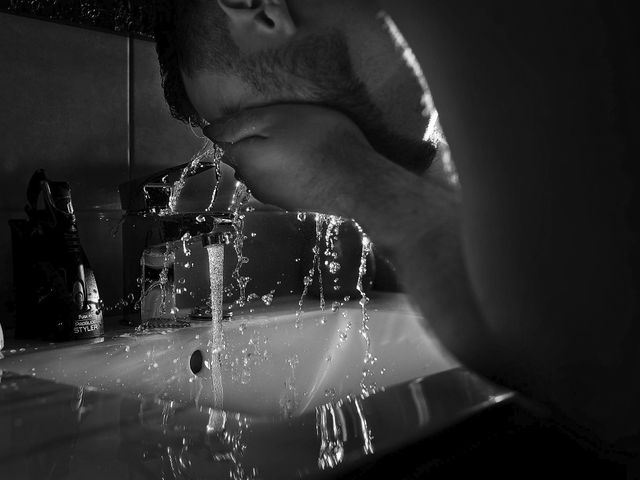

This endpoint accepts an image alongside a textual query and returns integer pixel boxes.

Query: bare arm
[204,0,636,441]
[378,0,637,444]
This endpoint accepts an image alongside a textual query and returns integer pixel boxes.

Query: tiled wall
[0,13,202,328]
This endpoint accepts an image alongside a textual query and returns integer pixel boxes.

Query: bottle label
[72,304,104,339]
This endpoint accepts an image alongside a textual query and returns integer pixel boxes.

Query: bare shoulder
[381,0,640,446]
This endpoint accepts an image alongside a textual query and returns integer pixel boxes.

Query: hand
[203,104,396,217]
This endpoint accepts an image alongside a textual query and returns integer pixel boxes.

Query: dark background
[0,2,226,328]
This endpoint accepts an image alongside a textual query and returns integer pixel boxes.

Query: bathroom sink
[0,292,457,418]
[0,292,512,479]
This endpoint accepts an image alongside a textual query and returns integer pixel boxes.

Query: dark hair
[154,0,237,127]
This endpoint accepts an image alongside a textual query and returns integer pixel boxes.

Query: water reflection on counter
[0,369,511,479]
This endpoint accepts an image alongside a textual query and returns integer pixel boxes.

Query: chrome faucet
[119,161,215,215]
[118,162,233,245]
[119,164,235,322]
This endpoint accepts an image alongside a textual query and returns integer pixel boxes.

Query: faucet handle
[119,162,216,214]
[142,183,172,214]
[202,223,234,247]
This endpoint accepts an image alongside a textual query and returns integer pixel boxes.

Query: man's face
[181,30,435,174]
[182,31,357,123]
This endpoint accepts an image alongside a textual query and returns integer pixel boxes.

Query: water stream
[129,135,380,466]
[296,214,327,328]
[206,243,225,412]
[166,139,224,215]
[316,400,346,470]
[229,182,253,310]
[356,232,377,397]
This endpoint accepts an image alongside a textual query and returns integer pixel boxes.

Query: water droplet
[328,261,341,274]
[261,293,274,306]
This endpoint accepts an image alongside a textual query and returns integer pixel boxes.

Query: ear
[217,0,297,52]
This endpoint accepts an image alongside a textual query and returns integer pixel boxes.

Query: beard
[229,30,437,175]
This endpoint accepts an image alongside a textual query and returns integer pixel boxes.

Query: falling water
[324,216,344,285]
[356,233,377,397]
[353,396,375,455]
[223,414,258,480]
[280,354,300,419]
[206,159,223,212]
[165,139,225,215]
[296,214,332,328]
[315,216,326,313]
[316,400,346,470]
[230,182,253,309]
[206,243,225,411]
[207,409,226,435]
[158,243,175,317]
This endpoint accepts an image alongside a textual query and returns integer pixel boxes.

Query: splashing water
[296,216,378,393]
[164,139,225,215]
[206,409,227,435]
[280,354,300,419]
[230,181,253,309]
[261,291,275,307]
[316,401,346,470]
[206,156,223,212]
[206,243,225,410]
[181,232,192,257]
[324,216,343,272]
[356,232,377,396]
[354,396,375,455]
[315,217,326,313]
[222,414,258,480]
[297,214,342,327]
[139,243,175,316]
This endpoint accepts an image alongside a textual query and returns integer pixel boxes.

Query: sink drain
[190,350,204,374]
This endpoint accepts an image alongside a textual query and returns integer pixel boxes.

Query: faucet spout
[119,162,216,215]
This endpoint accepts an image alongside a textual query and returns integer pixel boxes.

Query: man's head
[155,0,437,173]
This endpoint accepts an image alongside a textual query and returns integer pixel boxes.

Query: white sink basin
[0,292,513,480]
[0,293,456,418]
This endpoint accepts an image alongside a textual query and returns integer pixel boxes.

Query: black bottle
[11,170,103,341]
